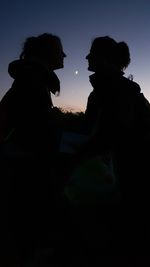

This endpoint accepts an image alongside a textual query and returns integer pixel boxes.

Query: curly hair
[20,33,61,60]
[91,36,130,70]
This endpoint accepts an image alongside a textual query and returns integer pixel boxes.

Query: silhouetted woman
[84,36,150,265]
[0,33,66,154]
[0,33,67,264]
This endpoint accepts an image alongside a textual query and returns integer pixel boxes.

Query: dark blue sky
[0,0,150,111]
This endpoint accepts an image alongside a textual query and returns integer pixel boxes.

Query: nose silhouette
[86,54,89,59]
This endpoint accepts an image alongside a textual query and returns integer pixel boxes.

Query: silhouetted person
[0,33,66,153]
[83,36,150,265]
[0,33,68,264]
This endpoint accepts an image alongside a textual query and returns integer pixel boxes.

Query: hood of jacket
[8,59,60,95]
[89,70,141,100]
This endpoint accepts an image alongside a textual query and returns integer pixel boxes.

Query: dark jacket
[0,59,60,153]
[86,70,140,134]
[85,70,150,198]
[85,70,150,147]
[84,70,150,259]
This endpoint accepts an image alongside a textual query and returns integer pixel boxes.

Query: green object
[64,156,118,205]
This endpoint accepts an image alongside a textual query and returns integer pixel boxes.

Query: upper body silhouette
[85,36,150,182]
[0,33,66,154]
[83,36,150,264]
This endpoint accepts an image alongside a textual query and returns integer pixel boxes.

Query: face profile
[86,36,130,73]
[20,33,66,71]
[86,45,107,72]
[49,40,66,70]
[86,50,99,72]
[86,52,94,71]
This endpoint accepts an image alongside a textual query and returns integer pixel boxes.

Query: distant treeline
[52,107,85,133]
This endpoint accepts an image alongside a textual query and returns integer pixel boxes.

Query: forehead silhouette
[91,36,117,54]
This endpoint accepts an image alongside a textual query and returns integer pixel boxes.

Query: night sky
[0,0,150,111]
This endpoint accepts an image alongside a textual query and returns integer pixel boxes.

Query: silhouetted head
[86,36,130,72]
[20,33,66,70]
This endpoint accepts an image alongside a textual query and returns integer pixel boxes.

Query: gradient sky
[0,0,150,111]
